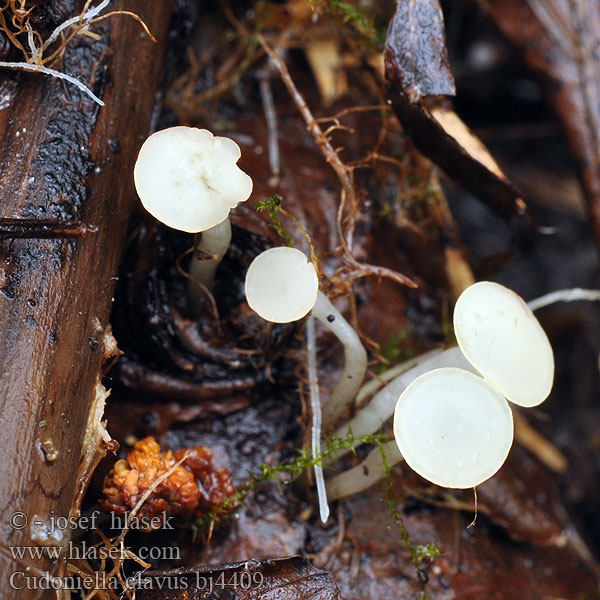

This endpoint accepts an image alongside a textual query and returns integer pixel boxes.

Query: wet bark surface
[0,1,174,596]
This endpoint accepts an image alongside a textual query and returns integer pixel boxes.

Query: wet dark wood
[0,1,173,596]
[385,0,527,222]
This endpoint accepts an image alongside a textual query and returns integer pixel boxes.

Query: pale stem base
[311,291,368,428]
[187,219,232,315]
[326,440,402,500]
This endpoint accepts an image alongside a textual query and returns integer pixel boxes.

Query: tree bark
[0,2,174,596]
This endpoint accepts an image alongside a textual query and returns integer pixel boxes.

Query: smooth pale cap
[454,281,554,408]
[134,126,253,233]
[245,247,319,323]
[394,368,514,489]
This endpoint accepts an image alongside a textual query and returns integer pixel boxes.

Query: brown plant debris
[100,436,236,528]
[385,0,527,220]
[488,0,600,246]
[135,556,342,600]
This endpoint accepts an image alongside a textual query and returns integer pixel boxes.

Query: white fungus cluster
[393,281,554,489]
[328,281,557,499]
[133,127,575,512]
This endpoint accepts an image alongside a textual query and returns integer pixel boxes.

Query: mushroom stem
[187,218,232,314]
[326,440,402,500]
[330,346,474,463]
[311,291,368,429]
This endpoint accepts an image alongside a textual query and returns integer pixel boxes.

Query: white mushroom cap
[245,247,319,323]
[133,126,253,233]
[393,368,514,488]
[454,281,554,408]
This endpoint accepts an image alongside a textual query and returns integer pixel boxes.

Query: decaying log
[0,1,174,596]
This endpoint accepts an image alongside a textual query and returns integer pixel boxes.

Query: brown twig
[0,218,97,239]
[254,33,417,289]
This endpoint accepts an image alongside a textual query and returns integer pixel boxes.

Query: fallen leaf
[134,556,342,599]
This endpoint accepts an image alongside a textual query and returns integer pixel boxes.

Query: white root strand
[527,288,600,311]
[0,61,104,105]
[43,0,111,51]
[311,291,367,428]
[307,316,329,523]
[258,72,280,179]
[326,440,402,501]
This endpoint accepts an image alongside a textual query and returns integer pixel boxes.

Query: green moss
[255,194,294,247]
[309,0,387,47]
[379,442,441,595]
[194,430,440,594]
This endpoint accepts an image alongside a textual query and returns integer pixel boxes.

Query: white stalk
[324,285,600,499]
[331,346,475,463]
[354,348,444,407]
[306,316,329,523]
[187,219,232,313]
[311,291,367,428]
[326,440,402,500]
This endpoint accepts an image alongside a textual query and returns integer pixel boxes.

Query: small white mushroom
[454,281,554,408]
[245,247,319,323]
[246,246,369,522]
[134,126,252,233]
[133,126,253,310]
[393,367,514,488]
[245,247,367,426]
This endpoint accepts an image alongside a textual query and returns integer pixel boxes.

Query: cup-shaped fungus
[134,126,253,310]
[393,368,514,488]
[333,280,556,457]
[454,281,554,408]
[245,246,367,426]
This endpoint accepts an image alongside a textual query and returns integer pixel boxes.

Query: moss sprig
[194,430,440,596]
[194,432,388,528]
[378,441,440,597]
[255,194,319,272]
[256,194,293,247]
